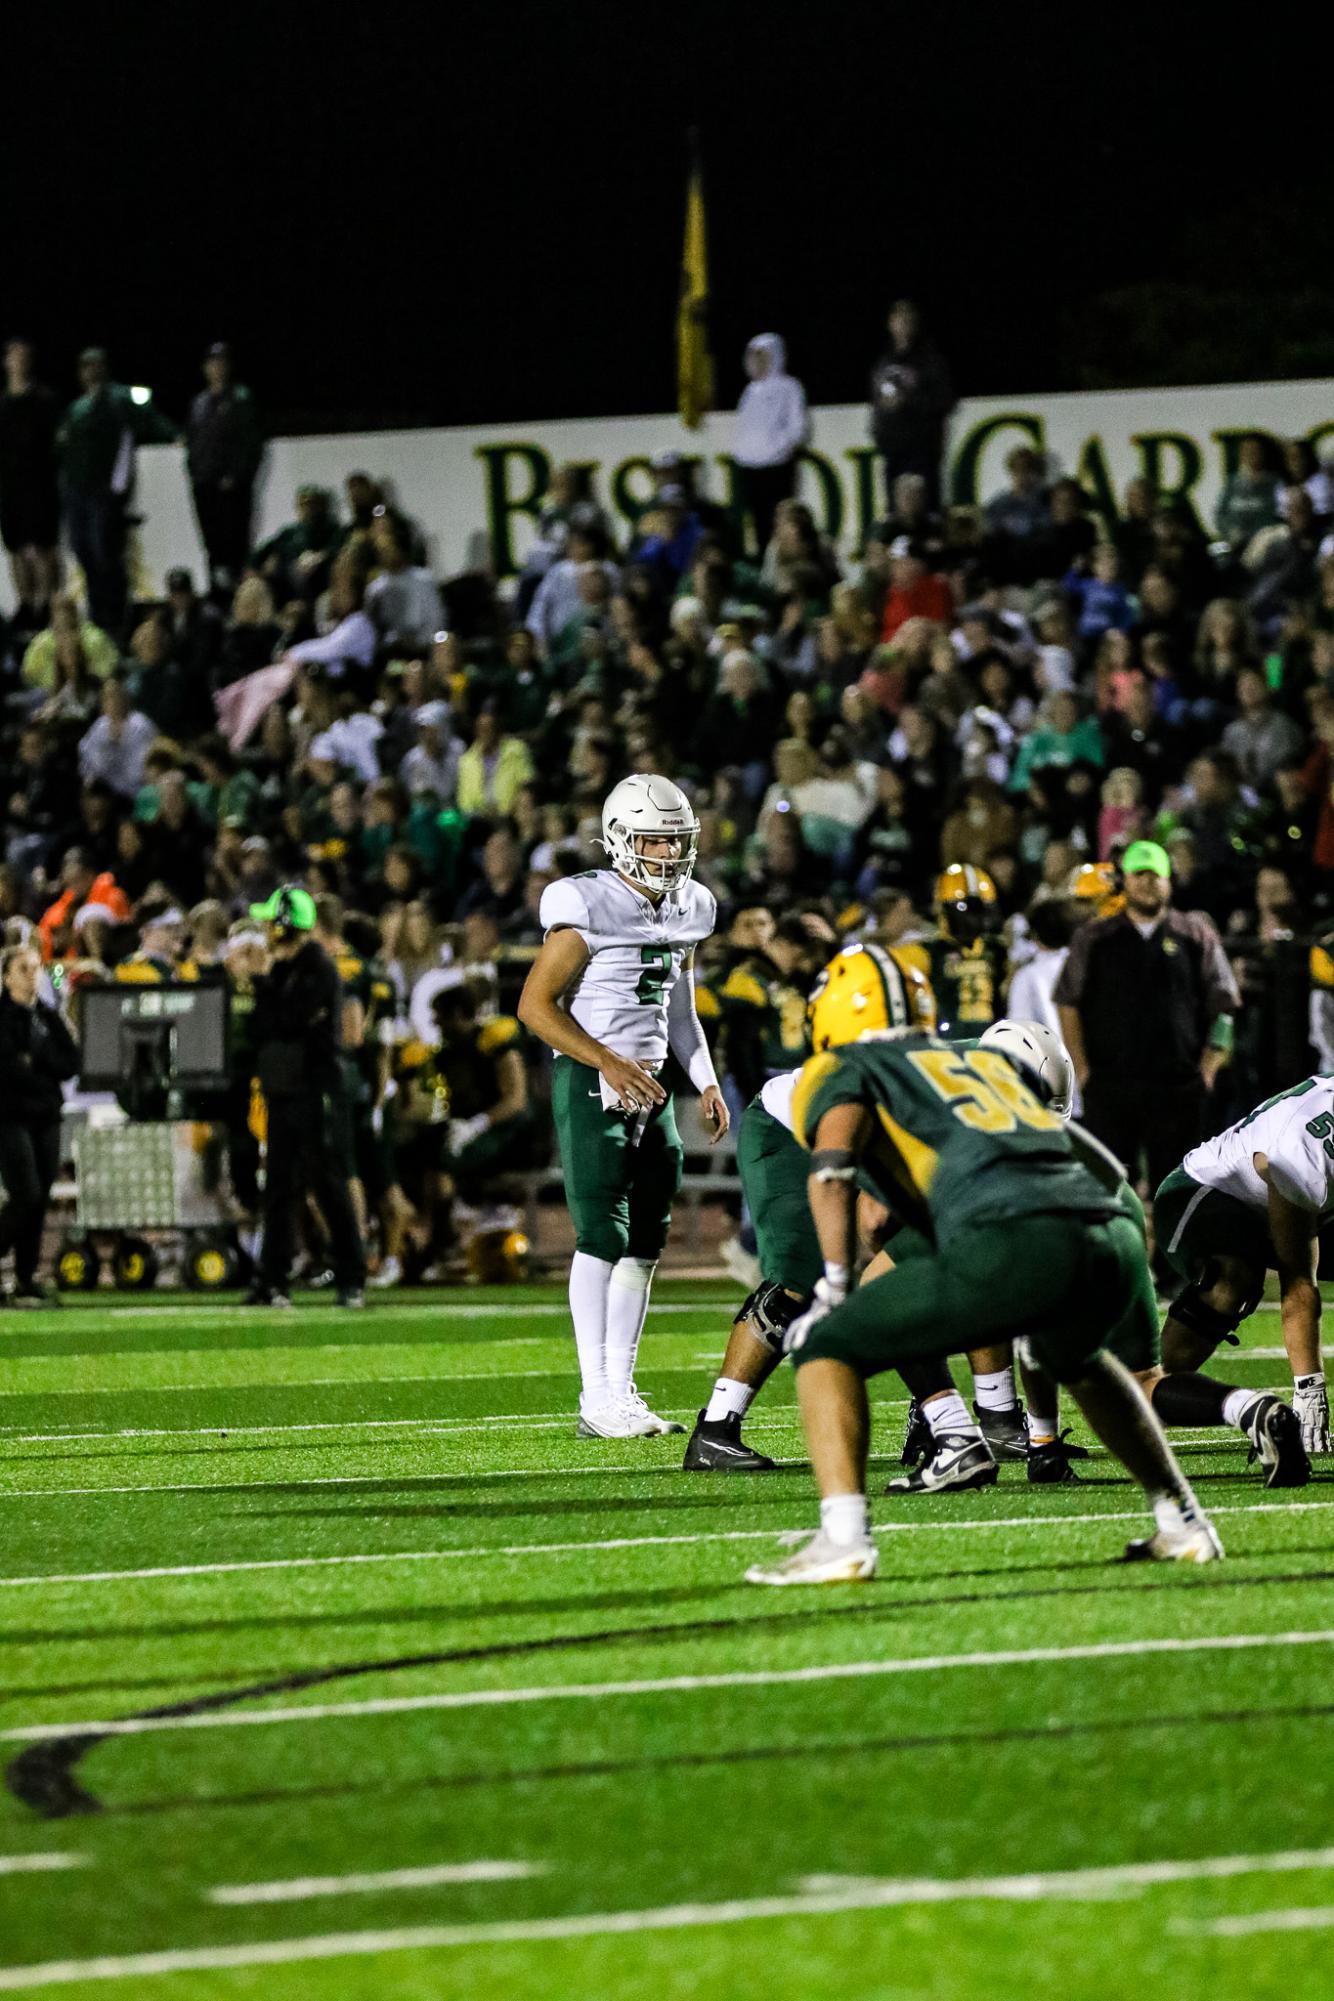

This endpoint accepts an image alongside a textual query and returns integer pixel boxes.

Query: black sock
[898,1356,954,1400]
[1151,1372,1232,1427]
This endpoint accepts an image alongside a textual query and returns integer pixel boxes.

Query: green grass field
[1,1279,1332,1999]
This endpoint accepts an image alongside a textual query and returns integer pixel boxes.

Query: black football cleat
[899,1396,933,1467]
[1242,1395,1310,1489]
[1027,1430,1084,1484]
[886,1431,997,1494]
[975,1401,1030,1461]
[682,1412,777,1472]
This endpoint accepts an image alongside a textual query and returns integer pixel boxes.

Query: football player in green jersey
[746,951,1222,1585]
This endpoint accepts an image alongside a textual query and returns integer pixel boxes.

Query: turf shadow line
[7,1557,1332,1651]
[112,1698,1334,1818]
[11,1567,1334,1819]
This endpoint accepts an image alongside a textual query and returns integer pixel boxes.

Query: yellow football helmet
[1067,860,1123,919]
[934,863,998,945]
[809,942,917,1052]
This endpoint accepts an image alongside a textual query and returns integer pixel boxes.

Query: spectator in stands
[1066,541,1135,644]
[0,337,61,628]
[879,538,952,640]
[400,700,463,801]
[1222,667,1306,788]
[1038,478,1097,578]
[37,846,129,960]
[984,445,1049,576]
[1216,434,1281,552]
[868,300,955,510]
[58,347,176,631]
[78,676,158,800]
[4,724,66,870]
[33,623,102,727]
[732,333,810,553]
[1114,476,1159,584]
[1097,766,1146,858]
[21,591,118,692]
[186,342,263,593]
[162,568,223,682]
[255,484,345,602]
[456,703,535,818]
[365,513,444,653]
[284,568,376,681]
[1007,691,1104,795]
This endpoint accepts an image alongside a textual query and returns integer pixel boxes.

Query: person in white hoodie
[733,333,810,553]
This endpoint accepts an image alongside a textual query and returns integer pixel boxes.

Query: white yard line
[1181,1905,1334,1937]
[0,1858,84,1877]
[208,1860,545,1905]
[0,1302,734,1333]
[1,1849,1333,1988]
[3,1496,1330,1592]
[0,1407,868,1447]
[5,1630,1332,1746]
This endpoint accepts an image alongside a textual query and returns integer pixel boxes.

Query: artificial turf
[0,1279,1332,1999]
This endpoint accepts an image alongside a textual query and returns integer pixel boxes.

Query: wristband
[822,1261,850,1298]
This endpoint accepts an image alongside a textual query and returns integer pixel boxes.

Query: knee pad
[739,1279,809,1354]
[611,1256,656,1294]
[1169,1261,1259,1350]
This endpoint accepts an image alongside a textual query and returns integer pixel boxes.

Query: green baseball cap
[1121,839,1172,879]
[249,885,317,931]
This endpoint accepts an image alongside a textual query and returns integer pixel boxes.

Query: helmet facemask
[603,821,699,896]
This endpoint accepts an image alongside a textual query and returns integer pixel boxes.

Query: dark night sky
[5,5,1332,433]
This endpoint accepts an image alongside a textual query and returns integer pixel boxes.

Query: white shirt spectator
[78,706,158,798]
[733,334,810,468]
[526,557,618,653]
[287,609,377,677]
[365,567,445,652]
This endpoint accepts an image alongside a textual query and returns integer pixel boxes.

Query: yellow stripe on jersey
[721,968,768,1008]
[875,1106,939,1199]
[790,1052,841,1151]
[1311,945,1334,990]
[478,1015,521,1055]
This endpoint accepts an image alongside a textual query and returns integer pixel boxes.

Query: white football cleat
[575,1396,648,1439]
[618,1386,686,1436]
[746,1529,879,1586]
[367,1256,403,1290]
[1122,1519,1224,1564]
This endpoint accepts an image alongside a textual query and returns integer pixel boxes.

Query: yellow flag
[677,153,713,430]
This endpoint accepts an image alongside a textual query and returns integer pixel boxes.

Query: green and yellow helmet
[933,862,998,944]
[808,942,915,1053]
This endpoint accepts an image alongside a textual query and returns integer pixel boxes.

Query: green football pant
[550,1056,683,1263]
[791,1210,1157,1385]
[737,1099,823,1297]
[1152,1165,1270,1284]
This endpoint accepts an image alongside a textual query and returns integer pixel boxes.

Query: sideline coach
[246,885,365,1308]
[1055,839,1240,1195]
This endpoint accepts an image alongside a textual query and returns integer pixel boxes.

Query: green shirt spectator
[1007,692,1105,794]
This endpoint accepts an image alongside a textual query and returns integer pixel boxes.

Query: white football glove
[1294,1374,1331,1455]
[448,1113,490,1153]
[783,1275,847,1355]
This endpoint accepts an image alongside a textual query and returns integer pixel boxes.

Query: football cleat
[899,1396,933,1467]
[336,1288,366,1310]
[975,1401,1030,1461]
[1122,1518,1224,1564]
[885,1431,997,1495]
[242,1286,293,1309]
[1242,1395,1310,1488]
[367,1256,403,1290]
[575,1396,653,1440]
[619,1387,686,1435]
[682,1412,777,1472]
[745,1529,879,1586]
[1027,1429,1085,1485]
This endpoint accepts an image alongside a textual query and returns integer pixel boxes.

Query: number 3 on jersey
[908,1047,1060,1133]
[636,946,674,1006]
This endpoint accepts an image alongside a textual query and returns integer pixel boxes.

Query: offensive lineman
[519,775,728,1438]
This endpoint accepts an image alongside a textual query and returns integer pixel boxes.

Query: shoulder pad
[478,1015,522,1055]
[1311,945,1334,989]
[722,968,768,1008]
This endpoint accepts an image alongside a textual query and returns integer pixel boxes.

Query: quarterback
[519,775,728,1438]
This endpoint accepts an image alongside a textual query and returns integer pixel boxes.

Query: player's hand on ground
[1294,1375,1331,1454]
[700,1085,730,1145]
[599,1051,666,1113]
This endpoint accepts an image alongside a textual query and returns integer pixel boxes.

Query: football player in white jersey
[518,775,728,1438]
[1149,1077,1333,1460]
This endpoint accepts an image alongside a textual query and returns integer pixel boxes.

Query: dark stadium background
[5,4,1332,432]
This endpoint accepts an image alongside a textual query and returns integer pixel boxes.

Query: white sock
[705,1377,755,1424]
[973,1366,1017,1411]
[1221,1387,1263,1431]
[820,1492,871,1547]
[605,1257,657,1398]
[923,1391,973,1437]
[570,1251,613,1403]
[1151,1486,1202,1536]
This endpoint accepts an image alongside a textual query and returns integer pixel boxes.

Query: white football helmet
[601,774,699,895]
[979,1018,1074,1119]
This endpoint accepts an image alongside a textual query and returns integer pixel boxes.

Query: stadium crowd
[3,326,1334,1282]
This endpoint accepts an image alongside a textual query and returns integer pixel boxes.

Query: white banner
[13,376,1334,617]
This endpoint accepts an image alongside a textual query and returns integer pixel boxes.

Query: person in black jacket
[186,344,263,594]
[0,944,78,1305]
[868,300,955,512]
[245,885,365,1308]
[0,338,62,627]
